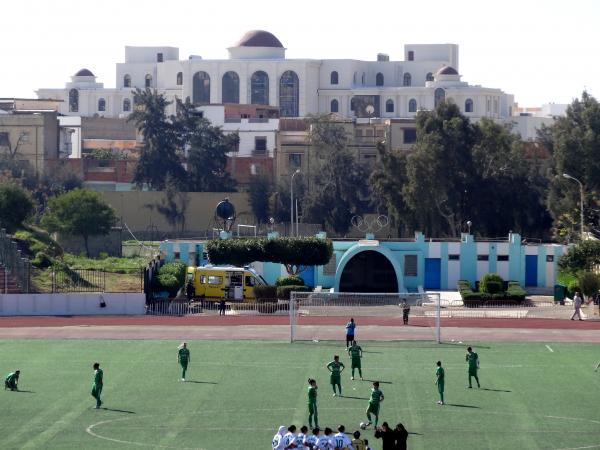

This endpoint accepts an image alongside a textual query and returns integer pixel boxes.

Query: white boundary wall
[0,293,145,316]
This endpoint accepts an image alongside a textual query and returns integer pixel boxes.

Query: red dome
[235,30,283,48]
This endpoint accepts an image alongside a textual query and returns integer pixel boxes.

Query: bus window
[208,276,222,285]
[200,275,207,284]
[245,276,255,287]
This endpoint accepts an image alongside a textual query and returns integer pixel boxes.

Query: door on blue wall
[525,255,538,287]
[300,266,315,288]
[424,258,441,289]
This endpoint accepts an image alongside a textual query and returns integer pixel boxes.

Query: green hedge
[458,278,525,304]
[152,261,187,297]
[479,273,504,293]
[276,285,311,300]
[254,285,277,300]
[276,275,305,287]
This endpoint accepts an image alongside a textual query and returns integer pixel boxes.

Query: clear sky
[2,0,598,107]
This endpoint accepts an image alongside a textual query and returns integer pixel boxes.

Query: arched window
[98,98,106,112]
[69,89,78,112]
[123,98,131,112]
[330,71,339,85]
[192,71,210,104]
[465,98,473,113]
[222,71,240,103]
[279,70,299,117]
[426,72,434,82]
[403,73,412,86]
[331,99,339,113]
[251,71,269,105]
[350,97,356,111]
[384,99,393,113]
[176,72,183,86]
[145,74,152,88]
[408,98,417,113]
[376,73,384,87]
[434,88,445,108]
[123,74,131,88]
[353,72,357,84]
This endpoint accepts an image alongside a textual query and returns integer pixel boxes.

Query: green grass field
[1,339,600,449]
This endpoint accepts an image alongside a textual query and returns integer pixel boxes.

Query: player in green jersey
[366,381,384,427]
[466,346,480,388]
[326,355,345,397]
[178,342,190,381]
[435,361,445,405]
[307,378,319,428]
[348,340,363,380]
[91,362,103,409]
[4,370,20,391]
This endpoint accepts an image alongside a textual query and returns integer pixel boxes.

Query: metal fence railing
[51,268,106,293]
[0,228,31,293]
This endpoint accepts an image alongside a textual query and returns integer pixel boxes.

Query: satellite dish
[365,105,375,115]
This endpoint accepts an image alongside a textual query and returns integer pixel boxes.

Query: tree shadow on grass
[101,408,136,414]
[185,380,218,384]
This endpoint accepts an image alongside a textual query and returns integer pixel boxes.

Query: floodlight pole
[563,173,585,240]
[290,169,300,237]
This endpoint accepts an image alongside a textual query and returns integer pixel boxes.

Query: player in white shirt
[332,425,354,450]
[316,427,334,450]
[283,425,297,450]
[273,425,287,450]
[295,425,308,449]
[304,427,320,449]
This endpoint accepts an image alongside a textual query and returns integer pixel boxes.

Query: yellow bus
[186,265,267,301]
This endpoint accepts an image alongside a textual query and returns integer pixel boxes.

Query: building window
[465,98,473,113]
[376,73,384,87]
[330,71,339,85]
[98,98,106,112]
[0,132,9,147]
[403,128,417,144]
[434,88,445,108]
[408,50,414,61]
[176,72,183,86]
[477,254,489,261]
[408,98,417,113]
[69,89,79,112]
[385,99,394,113]
[448,254,460,260]
[123,98,131,112]
[193,71,211,104]
[157,52,163,62]
[353,72,357,84]
[279,70,299,117]
[251,71,269,105]
[123,74,131,88]
[494,98,499,114]
[330,99,339,113]
[404,255,417,276]
[222,71,240,103]
[486,98,491,113]
[361,73,365,85]
[497,255,509,261]
[289,153,302,168]
[426,72,434,82]
[403,73,411,86]
[254,136,267,154]
[350,98,356,111]
[145,74,152,88]
[546,255,554,262]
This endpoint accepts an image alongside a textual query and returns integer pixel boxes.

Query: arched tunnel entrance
[339,250,399,293]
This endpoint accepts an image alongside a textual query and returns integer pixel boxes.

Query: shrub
[276,275,305,287]
[567,280,580,299]
[0,184,34,233]
[559,240,600,272]
[479,273,504,293]
[152,261,187,297]
[276,285,311,300]
[254,285,277,300]
[32,252,52,269]
[578,272,600,298]
[485,281,503,294]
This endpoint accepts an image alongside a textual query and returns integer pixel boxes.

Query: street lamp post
[290,169,300,237]
[563,173,585,240]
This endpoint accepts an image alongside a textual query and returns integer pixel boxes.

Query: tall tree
[545,92,600,240]
[248,173,273,224]
[0,183,34,233]
[302,116,368,234]
[128,89,185,190]
[41,189,117,257]
[174,99,237,192]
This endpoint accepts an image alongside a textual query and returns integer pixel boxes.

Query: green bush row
[276,275,305,287]
[254,284,311,300]
[152,261,187,297]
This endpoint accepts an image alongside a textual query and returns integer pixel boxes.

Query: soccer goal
[289,291,441,343]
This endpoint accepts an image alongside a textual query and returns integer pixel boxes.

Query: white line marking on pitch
[546,345,554,353]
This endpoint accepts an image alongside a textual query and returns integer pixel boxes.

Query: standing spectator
[219,299,226,316]
[345,318,356,348]
[594,289,600,306]
[186,280,195,303]
[571,291,583,321]
[374,422,395,450]
[402,302,410,325]
[394,423,408,450]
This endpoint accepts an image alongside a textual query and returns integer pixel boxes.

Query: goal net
[289,291,441,343]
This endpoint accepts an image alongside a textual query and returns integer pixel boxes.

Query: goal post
[289,291,441,344]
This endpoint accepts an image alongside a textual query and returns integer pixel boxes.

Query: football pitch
[1,339,600,450]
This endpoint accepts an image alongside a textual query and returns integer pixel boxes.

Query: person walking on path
[219,299,226,316]
[345,318,356,348]
[571,291,584,321]
[402,302,411,325]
